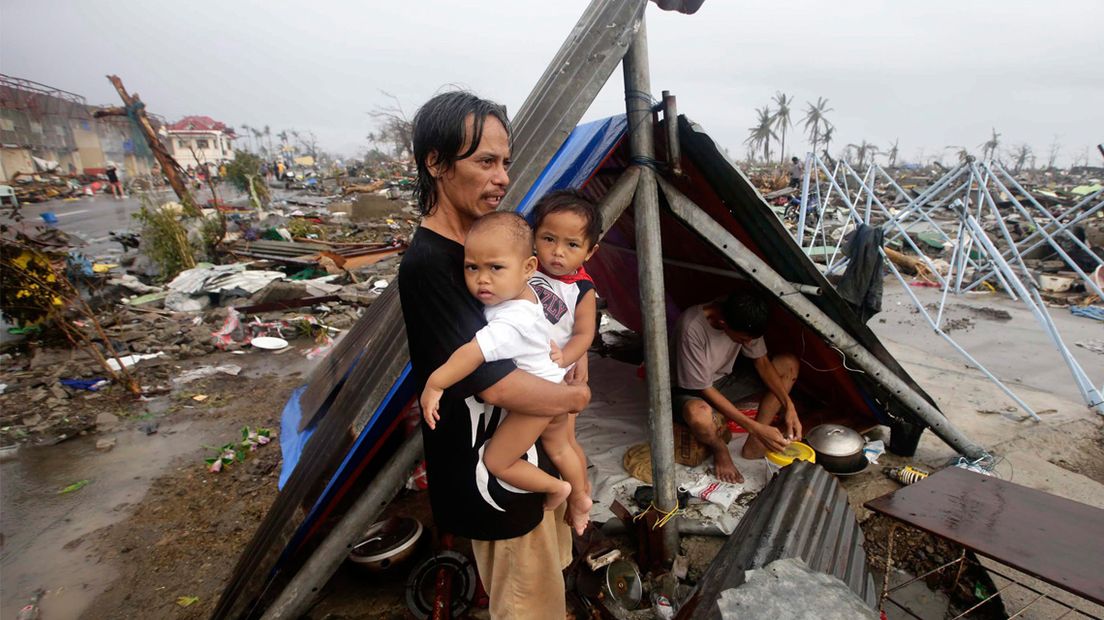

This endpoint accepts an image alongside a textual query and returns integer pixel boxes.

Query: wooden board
[865,466,1104,605]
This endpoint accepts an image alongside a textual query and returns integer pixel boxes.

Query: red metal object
[432,534,456,620]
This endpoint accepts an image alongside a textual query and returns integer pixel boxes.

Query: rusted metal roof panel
[678,461,877,618]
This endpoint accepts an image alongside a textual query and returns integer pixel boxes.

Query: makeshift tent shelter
[213,2,986,618]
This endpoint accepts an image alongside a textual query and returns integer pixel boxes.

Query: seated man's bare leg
[483,412,572,511]
[741,353,800,460]
[682,399,743,483]
[540,415,591,535]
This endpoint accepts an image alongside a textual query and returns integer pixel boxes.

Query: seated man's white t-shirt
[674,303,766,392]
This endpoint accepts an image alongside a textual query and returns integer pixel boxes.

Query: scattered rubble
[0,176,416,446]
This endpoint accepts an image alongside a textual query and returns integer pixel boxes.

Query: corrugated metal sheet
[499,0,645,213]
[678,461,877,619]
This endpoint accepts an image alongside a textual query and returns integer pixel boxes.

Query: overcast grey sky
[2,0,1101,166]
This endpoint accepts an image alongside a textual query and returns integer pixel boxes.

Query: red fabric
[538,264,594,285]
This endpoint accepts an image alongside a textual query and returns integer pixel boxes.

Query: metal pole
[657,175,988,459]
[819,158,949,287]
[985,166,1104,299]
[994,164,1102,266]
[623,14,678,561]
[597,166,641,234]
[797,152,813,246]
[961,207,1104,414]
[262,433,424,619]
[884,247,1040,420]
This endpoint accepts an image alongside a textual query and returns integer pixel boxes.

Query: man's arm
[752,355,801,439]
[479,369,590,417]
[700,384,789,453]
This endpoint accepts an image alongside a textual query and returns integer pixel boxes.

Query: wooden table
[865,466,1104,607]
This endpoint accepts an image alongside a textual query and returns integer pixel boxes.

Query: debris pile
[0,176,418,446]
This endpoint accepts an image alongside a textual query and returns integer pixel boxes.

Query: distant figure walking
[105,164,123,199]
[788,156,803,189]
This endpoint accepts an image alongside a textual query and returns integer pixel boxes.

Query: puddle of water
[0,417,220,618]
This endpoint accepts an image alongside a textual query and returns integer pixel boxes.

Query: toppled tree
[94,75,197,215]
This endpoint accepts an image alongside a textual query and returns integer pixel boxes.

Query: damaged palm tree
[94,75,197,215]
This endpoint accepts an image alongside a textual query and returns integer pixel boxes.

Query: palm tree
[771,92,794,164]
[820,125,835,161]
[744,106,778,163]
[240,124,256,152]
[249,127,264,156]
[979,128,1001,161]
[847,141,879,167]
[802,97,833,156]
[946,145,972,164]
[263,125,274,155]
[1010,144,1033,173]
[885,138,900,168]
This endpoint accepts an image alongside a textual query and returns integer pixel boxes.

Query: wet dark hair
[412,90,511,216]
[719,290,770,338]
[531,189,601,248]
[468,211,533,258]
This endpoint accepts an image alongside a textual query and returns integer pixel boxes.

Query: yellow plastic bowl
[765,441,816,467]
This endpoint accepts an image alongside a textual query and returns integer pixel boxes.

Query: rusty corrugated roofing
[678,461,878,618]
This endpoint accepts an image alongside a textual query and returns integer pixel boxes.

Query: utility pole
[93,75,196,212]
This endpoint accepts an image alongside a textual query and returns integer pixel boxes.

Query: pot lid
[805,424,865,457]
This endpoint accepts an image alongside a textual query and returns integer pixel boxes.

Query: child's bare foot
[566,494,592,536]
[545,480,571,511]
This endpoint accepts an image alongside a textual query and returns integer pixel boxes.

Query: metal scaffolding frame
[795,154,1104,417]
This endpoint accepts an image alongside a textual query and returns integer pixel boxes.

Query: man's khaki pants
[471,504,573,619]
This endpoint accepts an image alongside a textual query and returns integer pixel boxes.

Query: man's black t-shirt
[398,226,555,540]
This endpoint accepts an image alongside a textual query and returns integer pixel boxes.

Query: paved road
[6,186,247,259]
[12,191,169,259]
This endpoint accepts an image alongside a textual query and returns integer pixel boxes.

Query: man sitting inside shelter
[672,290,802,483]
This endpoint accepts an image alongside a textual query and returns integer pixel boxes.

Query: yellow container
[765,441,816,471]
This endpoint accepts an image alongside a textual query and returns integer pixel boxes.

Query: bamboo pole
[623,15,679,562]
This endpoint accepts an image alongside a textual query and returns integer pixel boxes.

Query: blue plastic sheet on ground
[60,378,107,391]
[277,385,313,489]
[1070,305,1104,321]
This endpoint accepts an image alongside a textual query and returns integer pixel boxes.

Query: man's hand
[563,371,591,413]
[782,399,802,441]
[751,422,790,453]
[549,340,565,367]
[420,387,444,430]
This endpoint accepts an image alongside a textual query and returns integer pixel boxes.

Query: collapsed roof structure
[212,1,987,617]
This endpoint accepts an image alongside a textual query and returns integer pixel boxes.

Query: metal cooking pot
[804,424,867,474]
[348,516,424,572]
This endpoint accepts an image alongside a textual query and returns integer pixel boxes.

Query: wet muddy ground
[0,351,309,618]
